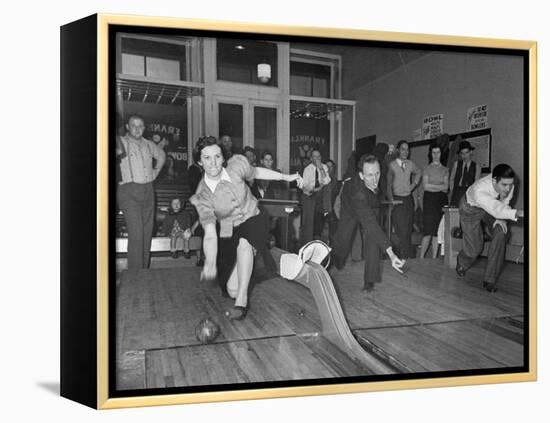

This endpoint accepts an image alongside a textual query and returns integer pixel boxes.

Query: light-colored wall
[345,51,525,247]
[348,50,524,207]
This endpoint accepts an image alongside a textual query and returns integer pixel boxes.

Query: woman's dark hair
[427,142,441,163]
[357,154,379,171]
[192,136,225,163]
[261,150,273,160]
[492,163,515,182]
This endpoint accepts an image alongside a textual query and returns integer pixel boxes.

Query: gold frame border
[96,13,537,409]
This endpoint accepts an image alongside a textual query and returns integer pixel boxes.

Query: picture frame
[60,13,537,409]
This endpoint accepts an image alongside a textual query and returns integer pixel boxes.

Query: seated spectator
[162,198,199,259]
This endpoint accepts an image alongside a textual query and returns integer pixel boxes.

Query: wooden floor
[116,257,525,390]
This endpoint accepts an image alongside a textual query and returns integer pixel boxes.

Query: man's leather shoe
[333,255,345,271]
[455,262,466,277]
[483,281,497,293]
[362,282,374,292]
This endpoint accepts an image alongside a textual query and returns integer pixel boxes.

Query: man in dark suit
[332,154,405,291]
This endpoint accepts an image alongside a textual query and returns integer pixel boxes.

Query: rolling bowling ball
[195,318,221,344]
[451,226,463,239]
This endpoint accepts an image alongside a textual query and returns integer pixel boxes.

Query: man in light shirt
[387,140,421,258]
[300,149,331,244]
[117,115,166,270]
[455,164,524,292]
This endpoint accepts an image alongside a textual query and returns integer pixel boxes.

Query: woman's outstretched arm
[200,222,218,281]
[254,167,303,186]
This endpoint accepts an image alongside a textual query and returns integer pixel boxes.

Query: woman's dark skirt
[422,191,447,236]
[217,208,277,293]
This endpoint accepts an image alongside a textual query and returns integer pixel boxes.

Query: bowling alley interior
[114,32,527,391]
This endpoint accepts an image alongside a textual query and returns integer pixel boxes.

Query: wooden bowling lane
[145,334,370,388]
[117,255,525,390]
[116,267,323,349]
[330,258,525,372]
[354,316,524,372]
[117,266,352,390]
[330,258,524,330]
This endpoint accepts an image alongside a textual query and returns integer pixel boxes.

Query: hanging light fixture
[257,62,271,83]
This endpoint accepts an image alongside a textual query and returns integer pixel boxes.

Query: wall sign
[467,104,488,130]
[422,113,444,139]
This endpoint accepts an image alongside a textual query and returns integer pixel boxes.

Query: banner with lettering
[289,117,330,174]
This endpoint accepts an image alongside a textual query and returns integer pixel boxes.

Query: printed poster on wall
[422,113,443,139]
[467,104,488,130]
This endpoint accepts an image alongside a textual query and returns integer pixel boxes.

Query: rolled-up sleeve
[475,191,517,221]
[190,188,216,227]
[150,141,166,162]
[227,154,255,183]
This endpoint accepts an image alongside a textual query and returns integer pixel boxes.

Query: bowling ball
[451,226,463,238]
[195,318,221,344]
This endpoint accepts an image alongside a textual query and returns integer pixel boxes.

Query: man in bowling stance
[332,154,405,292]
[455,164,524,292]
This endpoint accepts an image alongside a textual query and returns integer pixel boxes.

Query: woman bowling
[190,136,303,320]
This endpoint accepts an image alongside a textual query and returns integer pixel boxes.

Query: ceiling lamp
[257,63,271,83]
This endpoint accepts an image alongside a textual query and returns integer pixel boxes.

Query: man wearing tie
[449,140,481,206]
[332,154,405,292]
[387,140,421,258]
[300,149,331,245]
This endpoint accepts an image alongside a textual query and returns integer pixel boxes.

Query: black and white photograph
[111,24,530,394]
[7,0,550,420]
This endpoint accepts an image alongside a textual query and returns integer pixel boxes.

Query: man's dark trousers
[392,194,414,259]
[332,211,382,288]
[117,182,155,270]
[457,196,509,284]
[300,191,323,245]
